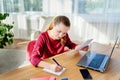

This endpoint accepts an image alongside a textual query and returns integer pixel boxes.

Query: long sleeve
[30,32,64,67]
[29,32,77,67]
[65,34,77,49]
[30,33,45,67]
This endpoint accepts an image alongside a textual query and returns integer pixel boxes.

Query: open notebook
[43,68,66,76]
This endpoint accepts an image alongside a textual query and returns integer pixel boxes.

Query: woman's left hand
[80,45,89,51]
[75,44,89,51]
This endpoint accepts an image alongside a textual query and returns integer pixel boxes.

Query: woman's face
[52,22,70,40]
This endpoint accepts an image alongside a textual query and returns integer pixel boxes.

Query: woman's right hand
[37,61,63,72]
[50,64,63,72]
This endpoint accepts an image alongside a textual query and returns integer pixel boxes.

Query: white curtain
[70,14,120,44]
[1,0,120,44]
[43,0,120,44]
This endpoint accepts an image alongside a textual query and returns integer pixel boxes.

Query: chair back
[26,40,36,61]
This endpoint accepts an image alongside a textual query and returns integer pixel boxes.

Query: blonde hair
[45,16,70,45]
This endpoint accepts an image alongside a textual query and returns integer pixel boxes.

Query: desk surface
[0,42,120,80]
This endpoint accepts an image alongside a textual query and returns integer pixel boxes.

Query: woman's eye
[57,31,61,33]
[63,33,66,35]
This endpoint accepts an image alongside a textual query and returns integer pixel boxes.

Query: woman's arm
[30,33,45,67]
[65,34,77,49]
[30,33,63,72]
[38,61,63,72]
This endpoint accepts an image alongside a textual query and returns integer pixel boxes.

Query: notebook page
[43,68,66,76]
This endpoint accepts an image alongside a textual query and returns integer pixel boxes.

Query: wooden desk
[0,42,120,80]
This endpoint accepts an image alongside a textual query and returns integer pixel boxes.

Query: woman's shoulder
[38,31,48,38]
[40,31,47,35]
[38,31,47,36]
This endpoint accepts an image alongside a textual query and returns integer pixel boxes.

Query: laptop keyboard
[88,54,105,68]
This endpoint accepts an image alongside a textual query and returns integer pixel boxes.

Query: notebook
[77,37,119,72]
[43,68,66,76]
[30,76,56,80]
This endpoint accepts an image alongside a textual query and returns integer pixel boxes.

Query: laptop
[77,37,119,72]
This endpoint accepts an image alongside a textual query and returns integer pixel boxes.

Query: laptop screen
[110,37,119,58]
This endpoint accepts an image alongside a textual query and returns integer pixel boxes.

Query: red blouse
[30,31,76,67]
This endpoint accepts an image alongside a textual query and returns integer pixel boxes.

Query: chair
[28,16,54,61]
[31,16,54,40]
[26,40,36,61]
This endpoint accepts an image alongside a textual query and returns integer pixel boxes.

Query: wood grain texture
[0,42,120,80]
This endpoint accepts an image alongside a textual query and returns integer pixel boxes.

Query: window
[24,0,43,12]
[0,0,43,13]
[72,0,120,14]
[0,0,120,15]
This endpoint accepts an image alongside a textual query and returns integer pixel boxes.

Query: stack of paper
[75,39,93,50]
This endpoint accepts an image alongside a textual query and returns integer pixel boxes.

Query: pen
[52,58,61,66]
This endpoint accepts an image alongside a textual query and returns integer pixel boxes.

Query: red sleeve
[65,34,77,49]
[30,33,45,67]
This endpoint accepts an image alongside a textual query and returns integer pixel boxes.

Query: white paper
[43,68,66,76]
[75,39,93,50]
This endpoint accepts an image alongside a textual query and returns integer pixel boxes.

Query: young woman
[29,16,88,72]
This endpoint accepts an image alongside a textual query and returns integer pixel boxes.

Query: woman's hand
[50,64,63,72]
[75,45,89,51]
[75,39,93,51]
[38,61,63,72]
[64,46,70,52]
[80,45,89,51]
